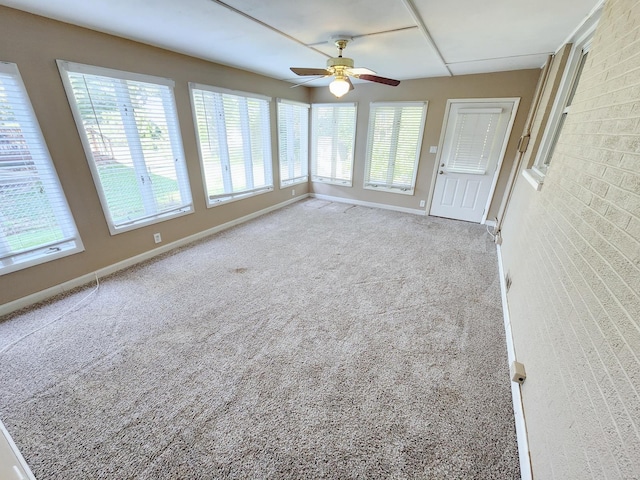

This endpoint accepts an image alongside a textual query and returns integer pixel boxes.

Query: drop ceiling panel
[448,53,551,76]
[411,0,601,64]
[0,0,602,82]
[313,28,450,80]
[222,0,415,45]
[0,0,327,79]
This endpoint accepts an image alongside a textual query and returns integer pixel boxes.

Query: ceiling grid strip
[400,0,453,76]
[209,0,331,59]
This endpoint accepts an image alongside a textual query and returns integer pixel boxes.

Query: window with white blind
[277,99,309,187]
[446,108,503,175]
[58,61,193,234]
[0,61,83,275]
[311,103,357,186]
[364,102,427,195]
[190,84,273,206]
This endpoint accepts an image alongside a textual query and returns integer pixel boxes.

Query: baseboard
[0,195,309,317]
[496,244,532,480]
[309,193,426,216]
[0,420,35,480]
[484,219,497,227]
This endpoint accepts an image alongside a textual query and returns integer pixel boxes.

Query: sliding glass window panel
[311,103,357,186]
[277,99,309,188]
[364,101,427,195]
[190,84,273,206]
[58,60,193,234]
[0,61,83,275]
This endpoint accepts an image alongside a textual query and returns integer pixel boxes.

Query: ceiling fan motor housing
[327,56,354,73]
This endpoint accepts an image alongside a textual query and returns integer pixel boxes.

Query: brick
[620,172,640,193]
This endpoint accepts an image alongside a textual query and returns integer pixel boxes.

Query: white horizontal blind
[191,85,273,204]
[447,108,502,175]
[0,62,82,275]
[277,99,309,187]
[311,103,357,186]
[365,102,426,194]
[58,61,192,233]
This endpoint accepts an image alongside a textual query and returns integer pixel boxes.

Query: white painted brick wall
[501,0,640,478]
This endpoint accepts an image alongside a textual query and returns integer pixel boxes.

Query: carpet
[0,199,520,479]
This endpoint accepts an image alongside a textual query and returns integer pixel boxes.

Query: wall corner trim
[0,420,35,480]
[309,193,428,216]
[522,169,544,191]
[0,195,309,317]
[497,244,533,480]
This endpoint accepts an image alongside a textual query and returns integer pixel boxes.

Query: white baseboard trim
[0,420,35,480]
[484,219,497,227]
[0,195,308,317]
[497,244,532,480]
[310,193,426,216]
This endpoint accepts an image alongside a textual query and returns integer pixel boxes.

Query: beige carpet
[0,199,519,479]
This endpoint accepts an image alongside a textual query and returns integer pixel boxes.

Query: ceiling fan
[290,37,401,98]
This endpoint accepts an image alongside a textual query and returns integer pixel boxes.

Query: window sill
[522,169,544,191]
[207,186,274,208]
[0,243,84,276]
[280,178,308,189]
[364,184,414,195]
[312,177,352,187]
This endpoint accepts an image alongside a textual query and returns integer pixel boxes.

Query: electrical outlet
[419,200,426,208]
[429,146,438,154]
[153,233,162,244]
[292,189,295,196]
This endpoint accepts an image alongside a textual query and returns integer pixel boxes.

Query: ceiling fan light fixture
[329,77,350,98]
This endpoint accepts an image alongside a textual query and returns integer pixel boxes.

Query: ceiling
[1,0,602,86]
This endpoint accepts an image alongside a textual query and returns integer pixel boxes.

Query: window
[0,62,83,275]
[311,103,357,186]
[190,84,273,205]
[532,7,599,179]
[58,61,193,234]
[538,48,589,175]
[364,101,427,195]
[277,99,308,187]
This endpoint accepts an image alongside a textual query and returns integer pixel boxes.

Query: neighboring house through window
[190,84,273,206]
[0,61,83,275]
[58,61,193,234]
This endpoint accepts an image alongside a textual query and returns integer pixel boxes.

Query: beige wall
[0,6,310,305]
[310,71,539,219]
[500,0,640,477]
[0,6,538,306]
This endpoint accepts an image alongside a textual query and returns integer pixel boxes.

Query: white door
[430,99,517,223]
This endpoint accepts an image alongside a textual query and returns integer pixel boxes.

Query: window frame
[276,98,309,188]
[1,61,83,275]
[363,101,428,195]
[189,83,274,207]
[310,102,358,187]
[531,8,600,180]
[57,60,193,235]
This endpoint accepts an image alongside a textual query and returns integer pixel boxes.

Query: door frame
[426,97,520,224]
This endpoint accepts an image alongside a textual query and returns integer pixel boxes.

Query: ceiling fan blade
[289,76,325,88]
[357,74,401,87]
[290,67,331,76]
[347,67,376,75]
[346,76,355,91]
